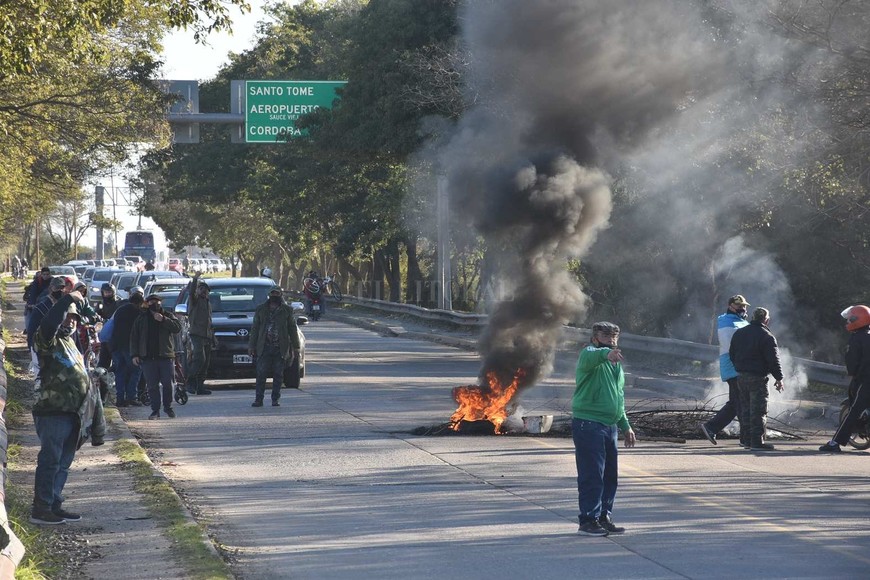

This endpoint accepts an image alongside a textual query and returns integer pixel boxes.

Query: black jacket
[845,328,870,386]
[109,302,142,353]
[729,320,784,381]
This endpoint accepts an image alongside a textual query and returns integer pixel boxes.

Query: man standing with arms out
[132,294,182,419]
[185,272,212,395]
[573,321,636,537]
[248,288,300,407]
[701,295,751,446]
[819,305,870,453]
[30,290,105,525]
[730,307,785,451]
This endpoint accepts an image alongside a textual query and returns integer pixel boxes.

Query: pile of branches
[627,399,807,442]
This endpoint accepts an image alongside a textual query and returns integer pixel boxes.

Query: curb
[105,408,226,563]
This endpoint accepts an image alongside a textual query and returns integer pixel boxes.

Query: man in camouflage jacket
[30,292,106,525]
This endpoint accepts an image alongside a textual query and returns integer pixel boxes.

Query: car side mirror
[297,316,309,325]
[174,303,188,316]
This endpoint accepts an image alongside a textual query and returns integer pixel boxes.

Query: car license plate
[233,354,252,364]
[312,304,320,311]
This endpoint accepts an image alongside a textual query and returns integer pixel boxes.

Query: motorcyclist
[97,283,119,320]
[303,270,324,317]
[819,305,870,452]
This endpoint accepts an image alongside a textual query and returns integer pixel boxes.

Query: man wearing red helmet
[819,305,870,452]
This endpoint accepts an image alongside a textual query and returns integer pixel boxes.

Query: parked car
[143,278,189,299]
[132,270,184,291]
[168,258,184,274]
[48,265,79,287]
[174,277,307,386]
[87,268,125,304]
[72,265,89,277]
[110,271,140,300]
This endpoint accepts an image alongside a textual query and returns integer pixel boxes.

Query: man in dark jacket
[248,288,300,407]
[30,292,106,525]
[26,277,67,379]
[729,307,785,451]
[132,294,182,419]
[819,305,870,452]
[185,272,212,395]
[23,267,54,327]
[110,293,146,407]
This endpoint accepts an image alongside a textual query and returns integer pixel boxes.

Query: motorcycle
[308,293,323,321]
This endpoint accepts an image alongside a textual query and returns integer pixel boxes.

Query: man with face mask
[700,294,751,447]
[30,291,106,525]
[26,277,67,381]
[132,294,182,419]
[248,287,300,407]
[23,267,54,328]
[572,322,636,537]
[185,272,213,395]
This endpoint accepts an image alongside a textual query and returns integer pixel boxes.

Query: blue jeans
[112,349,142,403]
[572,418,619,523]
[255,344,285,402]
[33,413,79,511]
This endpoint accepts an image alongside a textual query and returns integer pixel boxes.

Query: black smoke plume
[439,0,732,394]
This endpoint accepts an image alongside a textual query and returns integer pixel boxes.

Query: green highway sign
[245,80,347,143]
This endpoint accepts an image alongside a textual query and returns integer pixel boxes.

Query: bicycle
[321,273,343,302]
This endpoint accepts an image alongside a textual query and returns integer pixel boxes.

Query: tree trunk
[387,239,401,302]
[372,249,386,300]
[403,235,424,305]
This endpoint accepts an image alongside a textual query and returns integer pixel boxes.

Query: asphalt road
[125,319,870,580]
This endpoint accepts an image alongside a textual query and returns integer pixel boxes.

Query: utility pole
[95,185,105,259]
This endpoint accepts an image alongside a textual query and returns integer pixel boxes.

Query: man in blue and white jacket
[700,294,750,446]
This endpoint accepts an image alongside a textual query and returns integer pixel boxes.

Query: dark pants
[33,413,79,511]
[113,349,142,404]
[142,358,174,413]
[255,344,285,403]
[832,380,870,446]
[572,418,619,523]
[187,334,211,392]
[705,378,745,442]
[736,374,769,446]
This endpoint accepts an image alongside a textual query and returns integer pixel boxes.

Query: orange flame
[450,368,526,432]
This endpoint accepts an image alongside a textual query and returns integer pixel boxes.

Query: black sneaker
[818,442,842,453]
[272,400,280,407]
[164,408,176,418]
[53,508,81,522]
[252,400,263,407]
[741,441,751,449]
[577,519,609,537]
[128,400,143,407]
[30,510,65,525]
[195,388,212,395]
[148,411,159,420]
[116,400,128,408]
[598,514,625,534]
[700,423,717,445]
[751,443,775,451]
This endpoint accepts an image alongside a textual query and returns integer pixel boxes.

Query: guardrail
[342,295,850,387]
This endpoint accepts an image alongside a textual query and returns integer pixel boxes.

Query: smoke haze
[437,0,755,392]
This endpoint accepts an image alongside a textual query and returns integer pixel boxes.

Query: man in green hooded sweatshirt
[572,321,636,537]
